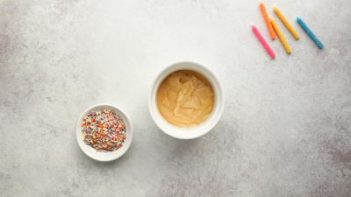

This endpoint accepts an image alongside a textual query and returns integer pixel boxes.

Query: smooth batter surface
[157,70,215,127]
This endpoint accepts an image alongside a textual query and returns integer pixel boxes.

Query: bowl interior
[149,62,223,139]
[76,104,133,161]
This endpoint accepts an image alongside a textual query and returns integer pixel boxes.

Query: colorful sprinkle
[81,109,126,151]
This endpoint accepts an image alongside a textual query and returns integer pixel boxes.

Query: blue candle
[297,17,324,49]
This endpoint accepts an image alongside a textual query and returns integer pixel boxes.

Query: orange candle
[259,2,276,40]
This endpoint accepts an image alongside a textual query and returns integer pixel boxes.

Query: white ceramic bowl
[149,62,224,139]
[76,104,133,162]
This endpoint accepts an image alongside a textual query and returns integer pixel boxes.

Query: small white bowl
[149,62,224,139]
[76,104,133,162]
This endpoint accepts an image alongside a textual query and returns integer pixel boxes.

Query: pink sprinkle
[252,25,276,59]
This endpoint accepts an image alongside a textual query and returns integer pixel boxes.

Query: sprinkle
[259,2,276,40]
[252,25,276,59]
[297,17,324,49]
[271,18,292,54]
[81,109,126,151]
[273,6,300,40]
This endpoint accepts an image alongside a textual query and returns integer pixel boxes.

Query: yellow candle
[273,6,300,40]
[271,19,292,54]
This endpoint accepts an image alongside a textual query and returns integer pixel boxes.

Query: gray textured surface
[0,0,351,196]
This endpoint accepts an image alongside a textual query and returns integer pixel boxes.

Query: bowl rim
[75,103,133,162]
[148,61,224,139]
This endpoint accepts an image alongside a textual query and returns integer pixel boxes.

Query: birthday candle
[252,25,276,59]
[271,18,292,54]
[297,17,324,49]
[273,6,300,40]
[259,2,276,40]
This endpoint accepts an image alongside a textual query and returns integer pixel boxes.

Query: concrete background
[0,0,350,196]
